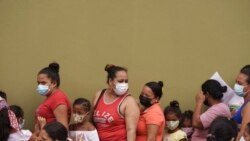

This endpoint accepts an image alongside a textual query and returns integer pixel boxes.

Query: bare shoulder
[92,90,103,106]
[123,95,138,104]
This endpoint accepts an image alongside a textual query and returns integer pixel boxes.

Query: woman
[192,79,231,141]
[34,63,71,137]
[69,98,99,141]
[92,64,139,141]
[37,121,68,141]
[232,65,250,141]
[136,81,165,141]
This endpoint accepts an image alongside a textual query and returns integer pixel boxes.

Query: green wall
[0,0,249,130]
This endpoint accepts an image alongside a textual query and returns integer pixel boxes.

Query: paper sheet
[210,72,243,110]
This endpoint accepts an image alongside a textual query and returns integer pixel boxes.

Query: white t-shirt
[8,130,32,141]
[68,130,99,141]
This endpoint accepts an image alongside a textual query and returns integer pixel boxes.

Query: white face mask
[234,83,245,97]
[73,112,88,124]
[19,119,25,129]
[36,84,49,96]
[167,120,179,131]
[114,82,128,96]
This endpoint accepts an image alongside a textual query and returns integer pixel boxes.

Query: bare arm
[192,91,204,129]
[146,124,159,141]
[54,104,69,129]
[124,96,140,141]
[236,103,250,141]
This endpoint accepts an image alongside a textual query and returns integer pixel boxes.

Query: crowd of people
[0,62,250,141]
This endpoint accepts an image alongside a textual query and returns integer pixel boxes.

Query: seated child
[163,100,187,141]
[69,98,99,141]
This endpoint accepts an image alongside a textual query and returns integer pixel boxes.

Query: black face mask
[203,99,209,107]
[139,95,152,108]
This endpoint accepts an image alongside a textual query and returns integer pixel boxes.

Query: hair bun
[220,86,227,93]
[48,62,60,73]
[170,100,179,108]
[158,81,164,87]
[104,64,116,72]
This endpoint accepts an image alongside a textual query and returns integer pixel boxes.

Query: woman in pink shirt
[192,79,231,141]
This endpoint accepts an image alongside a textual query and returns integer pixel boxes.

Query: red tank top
[93,90,128,141]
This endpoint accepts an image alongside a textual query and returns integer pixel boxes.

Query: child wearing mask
[69,98,99,141]
[8,105,32,141]
[163,100,187,141]
[180,110,194,141]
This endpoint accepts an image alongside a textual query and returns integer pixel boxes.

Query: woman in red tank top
[92,64,140,141]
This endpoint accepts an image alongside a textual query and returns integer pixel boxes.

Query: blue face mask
[234,83,244,97]
[36,84,49,96]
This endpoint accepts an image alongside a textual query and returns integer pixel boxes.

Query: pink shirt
[191,103,231,141]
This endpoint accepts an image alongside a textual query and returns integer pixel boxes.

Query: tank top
[232,99,250,124]
[93,90,129,141]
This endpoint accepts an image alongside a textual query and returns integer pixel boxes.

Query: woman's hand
[195,91,205,105]
[37,116,46,129]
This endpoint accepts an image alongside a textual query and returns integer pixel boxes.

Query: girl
[180,110,193,141]
[163,100,187,141]
[69,98,99,141]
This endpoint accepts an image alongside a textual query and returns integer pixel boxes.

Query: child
[69,98,99,141]
[180,110,193,141]
[163,100,187,141]
[8,105,32,141]
[243,123,250,141]
[207,116,237,141]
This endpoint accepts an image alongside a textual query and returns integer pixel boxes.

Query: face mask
[36,84,49,96]
[182,127,193,136]
[114,82,128,96]
[204,99,209,106]
[139,95,152,108]
[167,120,179,131]
[19,119,25,129]
[234,83,245,97]
[73,113,88,124]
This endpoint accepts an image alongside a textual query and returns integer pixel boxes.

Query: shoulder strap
[93,89,106,110]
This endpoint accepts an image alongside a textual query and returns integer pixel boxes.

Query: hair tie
[207,134,215,138]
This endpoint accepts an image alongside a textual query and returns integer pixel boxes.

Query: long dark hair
[0,108,11,141]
